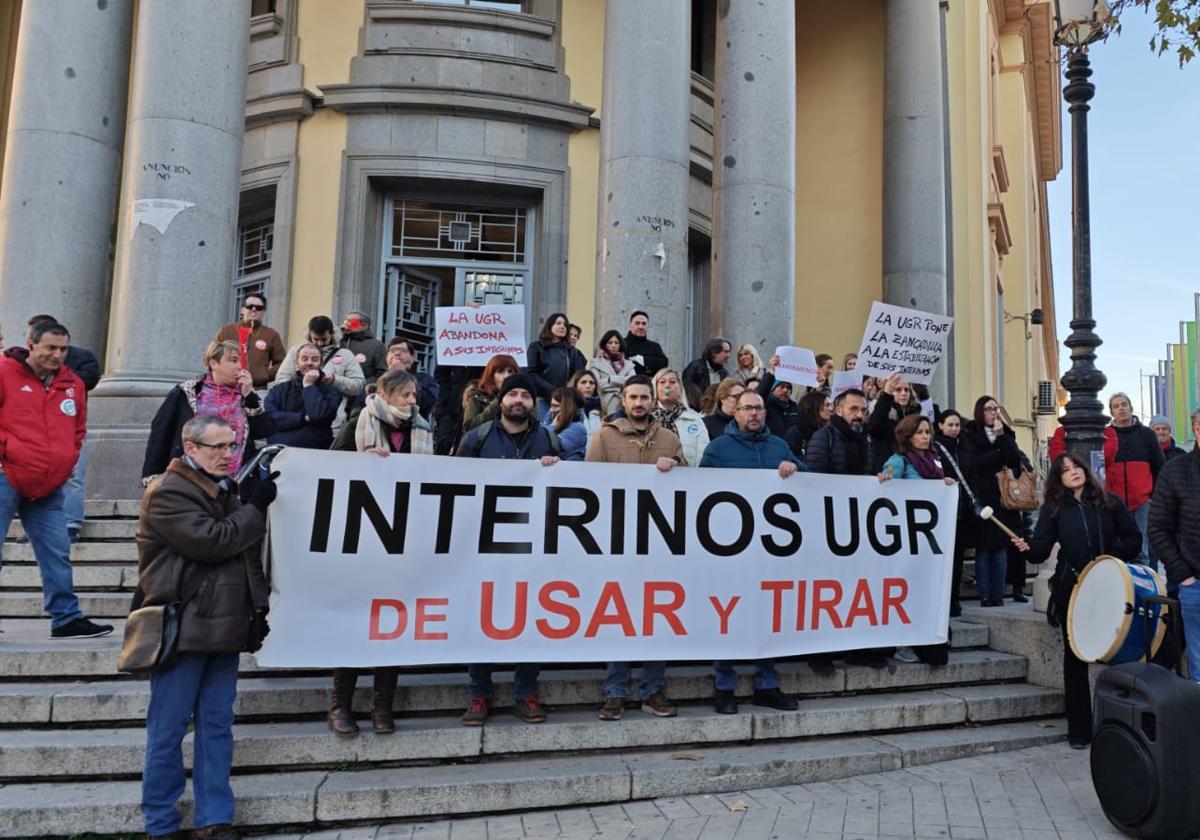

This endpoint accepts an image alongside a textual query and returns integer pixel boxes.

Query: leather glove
[248,471,279,514]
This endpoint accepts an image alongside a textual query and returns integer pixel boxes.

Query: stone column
[88,1,250,498]
[883,0,950,398]
[0,0,133,357]
[712,0,796,357]
[594,0,692,368]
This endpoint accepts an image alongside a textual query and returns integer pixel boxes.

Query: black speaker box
[1091,662,1200,839]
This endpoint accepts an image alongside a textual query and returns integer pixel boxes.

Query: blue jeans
[713,660,779,692]
[142,652,240,835]
[64,438,86,530]
[604,661,667,700]
[0,473,83,629]
[974,547,1008,601]
[466,663,540,701]
[1131,503,1151,566]
[1177,581,1200,685]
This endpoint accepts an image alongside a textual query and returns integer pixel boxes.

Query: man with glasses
[0,320,112,638]
[699,390,804,714]
[132,415,277,840]
[215,294,286,390]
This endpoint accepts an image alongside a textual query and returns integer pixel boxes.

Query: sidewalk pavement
[257,741,1125,840]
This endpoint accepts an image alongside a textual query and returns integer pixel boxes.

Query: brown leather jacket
[586,416,685,465]
[215,322,286,388]
[133,458,269,654]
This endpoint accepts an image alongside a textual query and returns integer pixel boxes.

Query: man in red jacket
[1105,392,1164,566]
[0,320,112,638]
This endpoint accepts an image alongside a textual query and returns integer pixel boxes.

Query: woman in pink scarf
[141,340,272,485]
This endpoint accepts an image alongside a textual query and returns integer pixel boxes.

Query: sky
[1046,9,1200,421]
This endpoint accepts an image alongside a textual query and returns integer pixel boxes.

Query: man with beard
[264,343,342,450]
[804,387,888,671]
[215,294,286,390]
[624,311,669,377]
[587,376,684,721]
[456,373,560,726]
[699,390,803,714]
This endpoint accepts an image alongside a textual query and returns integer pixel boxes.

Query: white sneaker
[894,646,921,664]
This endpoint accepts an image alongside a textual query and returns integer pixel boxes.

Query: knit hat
[497,372,537,401]
[1150,415,1171,430]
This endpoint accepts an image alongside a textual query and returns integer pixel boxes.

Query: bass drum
[1067,555,1167,664]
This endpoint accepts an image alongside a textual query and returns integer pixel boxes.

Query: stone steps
[0,684,1063,782]
[2,647,1021,725]
[1,540,138,563]
[0,616,992,676]
[0,563,132,590]
[5,518,137,541]
[0,590,130,618]
[0,719,1069,838]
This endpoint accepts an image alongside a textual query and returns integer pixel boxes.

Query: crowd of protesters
[4,297,1199,840]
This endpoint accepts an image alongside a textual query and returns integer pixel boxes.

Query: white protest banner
[772,346,820,388]
[832,370,863,397]
[435,305,527,367]
[857,302,954,386]
[257,449,958,668]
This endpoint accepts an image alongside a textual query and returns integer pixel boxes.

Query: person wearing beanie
[455,369,560,727]
[1150,415,1188,462]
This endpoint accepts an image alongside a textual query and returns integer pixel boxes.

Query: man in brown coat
[586,375,683,721]
[214,293,286,389]
[130,415,277,840]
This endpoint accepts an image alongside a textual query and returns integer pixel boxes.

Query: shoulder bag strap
[936,441,980,509]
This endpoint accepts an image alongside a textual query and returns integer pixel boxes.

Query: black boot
[371,668,399,734]
[329,669,360,737]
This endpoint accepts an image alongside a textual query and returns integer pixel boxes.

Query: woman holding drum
[1012,454,1142,749]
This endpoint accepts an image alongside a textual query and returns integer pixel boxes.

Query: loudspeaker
[1091,662,1200,839]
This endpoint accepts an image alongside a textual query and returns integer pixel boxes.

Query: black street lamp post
[1053,0,1110,469]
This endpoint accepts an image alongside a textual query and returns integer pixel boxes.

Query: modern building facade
[0,0,1063,498]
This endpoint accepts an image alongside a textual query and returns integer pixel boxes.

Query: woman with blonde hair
[733,343,765,386]
[651,368,710,466]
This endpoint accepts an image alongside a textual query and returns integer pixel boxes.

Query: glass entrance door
[381,265,452,375]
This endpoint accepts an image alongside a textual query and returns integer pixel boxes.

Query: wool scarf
[355,394,434,455]
[905,447,945,480]
[195,375,248,474]
[652,402,685,434]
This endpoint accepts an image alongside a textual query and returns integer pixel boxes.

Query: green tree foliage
[1110,0,1200,65]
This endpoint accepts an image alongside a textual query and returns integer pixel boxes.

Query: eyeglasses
[983,405,1000,413]
[191,441,242,454]
[243,303,265,311]
[736,406,765,413]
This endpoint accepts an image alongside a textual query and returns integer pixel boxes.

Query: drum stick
[979,505,1027,548]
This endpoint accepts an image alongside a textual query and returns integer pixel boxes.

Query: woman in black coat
[866,373,922,472]
[786,390,830,460]
[1013,453,1142,748]
[957,395,1023,606]
[933,409,972,616]
[526,312,585,413]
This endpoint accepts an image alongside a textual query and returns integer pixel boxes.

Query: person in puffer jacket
[1148,408,1200,684]
[1105,393,1164,564]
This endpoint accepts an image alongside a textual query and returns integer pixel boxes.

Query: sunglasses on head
[243,303,265,311]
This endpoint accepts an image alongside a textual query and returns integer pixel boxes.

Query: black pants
[1061,622,1092,742]
[950,517,967,609]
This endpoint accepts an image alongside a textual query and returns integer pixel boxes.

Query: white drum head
[1068,557,1132,663]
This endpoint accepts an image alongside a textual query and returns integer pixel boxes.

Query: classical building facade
[0,0,1062,497]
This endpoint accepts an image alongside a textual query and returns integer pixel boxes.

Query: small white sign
[857,301,954,386]
[435,305,527,367]
[772,346,820,388]
[832,370,863,397]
